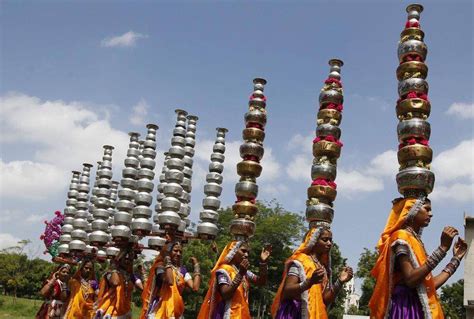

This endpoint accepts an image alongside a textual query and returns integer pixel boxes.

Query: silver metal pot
[89,231,109,244]
[114,211,133,224]
[204,183,223,197]
[197,222,219,238]
[61,224,74,234]
[167,158,185,170]
[111,225,131,238]
[157,211,182,227]
[319,89,343,105]
[91,219,109,230]
[68,240,86,252]
[203,196,221,210]
[148,236,166,250]
[199,209,219,222]
[305,203,334,224]
[396,166,435,195]
[133,206,152,218]
[165,169,184,183]
[316,123,341,140]
[240,142,264,160]
[230,218,255,238]
[161,197,181,211]
[311,163,337,181]
[235,181,258,198]
[131,218,152,233]
[398,39,427,62]
[397,118,431,142]
[245,110,267,128]
[106,246,120,258]
[135,193,153,206]
[206,173,223,184]
[58,244,70,255]
[398,78,429,97]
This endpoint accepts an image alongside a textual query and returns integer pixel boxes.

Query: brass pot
[396,98,431,118]
[229,218,256,238]
[307,185,337,202]
[243,127,265,143]
[317,109,342,125]
[396,61,428,80]
[398,144,433,164]
[312,140,341,158]
[400,27,425,42]
[237,160,263,178]
[232,201,258,217]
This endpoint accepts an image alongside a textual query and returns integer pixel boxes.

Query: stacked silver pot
[230,78,268,240]
[179,115,198,239]
[395,4,434,197]
[306,59,344,228]
[112,132,141,242]
[69,163,93,253]
[90,145,115,257]
[131,124,159,237]
[58,171,81,256]
[197,127,228,239]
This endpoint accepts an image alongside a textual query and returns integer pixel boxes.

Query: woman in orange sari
[64,260,98,319]
[198,240,271,319]
[95,249,135,319]
[36,264,71,319]
[271,225,353,319]
[140,241,201,319]
[369,197,468,319]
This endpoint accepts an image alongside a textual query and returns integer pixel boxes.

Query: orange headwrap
[64,260,96,319]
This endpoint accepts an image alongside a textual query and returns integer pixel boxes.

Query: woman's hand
[453,238,468,259]
[309,268,325,285]
[440,226,458,252]
[189,257,199,265]
[260,244,272,262]
[338,266,354,283]
[238,259,250,275]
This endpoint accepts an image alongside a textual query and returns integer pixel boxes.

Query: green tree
[440,279,465,319]
[0,240,33,298]
[355,247,378,315]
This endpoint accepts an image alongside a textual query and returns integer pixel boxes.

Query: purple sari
[389,285,424,319]
[274,299,302,319]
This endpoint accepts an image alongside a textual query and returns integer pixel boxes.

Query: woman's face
[413,201,432,228]
[312,229,333,255]
[170,244,182,265]
[58,266,70,282]
[81,261,93,278]
[231,243,249,265]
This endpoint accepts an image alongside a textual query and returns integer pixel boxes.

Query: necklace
[80,277,92,300]
[405,226,427,253]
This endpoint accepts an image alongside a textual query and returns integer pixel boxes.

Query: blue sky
[1,0,472,287]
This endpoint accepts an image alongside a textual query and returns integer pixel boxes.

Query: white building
[344,277,361,313]
[464,214,474,318]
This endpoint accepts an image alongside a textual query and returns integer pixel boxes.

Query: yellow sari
[369,198,444,319]
[95,269,134,319]
[140,253,186,319]
[64,262,97,319]
[271,228,329,319]
[198,241,251,319]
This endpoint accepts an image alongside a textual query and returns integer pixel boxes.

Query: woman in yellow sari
[198,240,271,319]
[140,241,201,319]
[95,249,135,319]
[64,260,98,319]
[271,225,353,319]
[369,197,467,319]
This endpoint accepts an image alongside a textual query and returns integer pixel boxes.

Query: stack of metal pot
[58,171,81,256]
[395,4,434,197]
[149,151,170,249]
[131,124,159,237]
[112,133,141,242]
[90,145,115,258]
[307,59,345,228]
[230,78,268,240]
[196,127,228,239]
[154,110,188,238]
[69,163,93,253]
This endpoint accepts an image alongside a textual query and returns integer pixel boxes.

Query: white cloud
[101,31,148,48]
[26,214,48,223]
[0,233,21,250]
[337,169,384,194]
[0,159,67,200]
[0,93,130,199]
[446,102,474,119]
[430,183,474,203]
[130,99,150,126]
[432,139,474,183]
[369,150,398,177]
[286,153,311,181]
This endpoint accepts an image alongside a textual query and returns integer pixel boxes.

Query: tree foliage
[440,279,465,319]
[355,247,378,315]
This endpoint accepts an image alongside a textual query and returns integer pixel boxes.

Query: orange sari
[271,228,329,319]
[369,198,444,319]
[140,254,187,319]
[95,269,134,319]
[64,262,97,319]
[198,241,251,319]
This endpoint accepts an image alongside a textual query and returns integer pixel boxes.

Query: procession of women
[14,3,470,319]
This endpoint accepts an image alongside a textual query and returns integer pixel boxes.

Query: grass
[0,295,142,318]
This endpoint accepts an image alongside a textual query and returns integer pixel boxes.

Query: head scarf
[72,260,95,282]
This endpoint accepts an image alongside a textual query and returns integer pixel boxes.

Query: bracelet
[299,279,311,292]
[193,263,201,273]
[442,256,461,275]
[230,273,243,288]
[425,246,447,270]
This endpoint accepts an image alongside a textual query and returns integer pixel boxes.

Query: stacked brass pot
[306,59,344,228]
[131,124,159,236]
[58,171,81,255]
[230,78,268,239]
[197,127,228,239]
[395,4,434,197]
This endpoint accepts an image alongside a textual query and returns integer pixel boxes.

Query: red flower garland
[313,135,343,147]
[320,103,344,112]
[397,91,429,104]
[324,78,343,87]
[405,20,420,28]
[398,137,430,150]
[311,178,337,189]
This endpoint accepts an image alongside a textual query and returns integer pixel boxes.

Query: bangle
[193,263,201,274]
[425,246,447,270]
[299,279,311,292]
[230,273,243,288]
[442,256,461,275]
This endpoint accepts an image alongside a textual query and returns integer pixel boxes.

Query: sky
[1,0,473,288]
